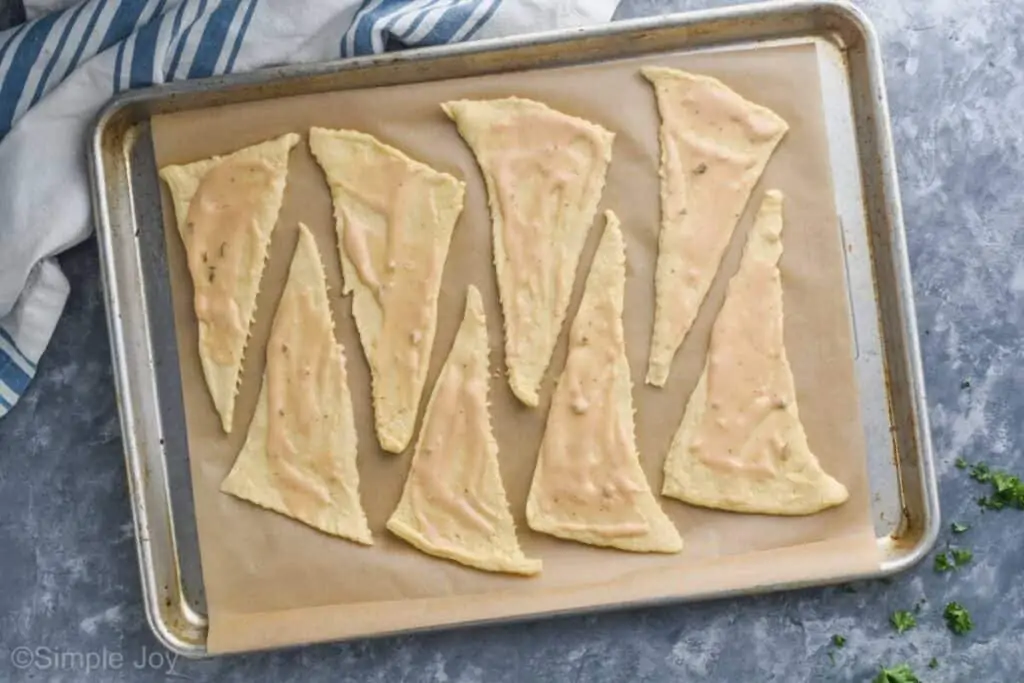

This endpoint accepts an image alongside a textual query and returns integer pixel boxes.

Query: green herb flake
[831,634,846,648]
[955,457,968,470]
[944,602,974,635]
[970,466,1024,510]
[890,610,917,633]
[970,462,992,483]
[993,471,1017,492]
[952,548,973,566]
[991,473,1024,507]
[873,663,921,683]
[928,657,939,669]
[934,552,953,573]
[951,521,969,534]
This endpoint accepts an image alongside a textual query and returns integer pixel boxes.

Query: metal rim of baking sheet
[88,0,939,658]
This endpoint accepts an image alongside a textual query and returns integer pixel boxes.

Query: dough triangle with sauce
[642,66,788,387]
[387,286,541,575]
[160,132,299,433]
[309,128,466,453]
[662,191,848,515]
[221,224,371,544]
[526,211,682,554]
[443,97,615,407]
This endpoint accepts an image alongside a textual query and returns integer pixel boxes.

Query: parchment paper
[152,41,880,654]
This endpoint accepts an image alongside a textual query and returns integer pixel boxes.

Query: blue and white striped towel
[0,0,620,418]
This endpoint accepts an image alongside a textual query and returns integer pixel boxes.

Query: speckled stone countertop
[1,0,1022,680]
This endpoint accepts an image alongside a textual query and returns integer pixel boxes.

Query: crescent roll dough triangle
[443,97,614,407]
[309,128,466,454]
[526,211,682,554]
[661,191,849,515]
[221,224,371,544]
[642,67,788,387]
[160,132,299,432]
[387,286,541,575]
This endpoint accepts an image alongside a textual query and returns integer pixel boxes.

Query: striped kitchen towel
[0,0,620,418]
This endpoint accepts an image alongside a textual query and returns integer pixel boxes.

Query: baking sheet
[152,40,880,654]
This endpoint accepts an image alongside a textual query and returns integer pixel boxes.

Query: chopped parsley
[966,462,1024,510]
[873,664,920,683]
[935,548,972,571]
[831,634,846,648]
[944,602,974,635]
[970,462,992,482]
[890,610,917,633]
[951,521,969,534]
[952,548,973,566]
[988,471,1024,509]
[994,470,1021,492]
[960,379,971,389]
[928,657,939,669]
[955,457,968,470]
